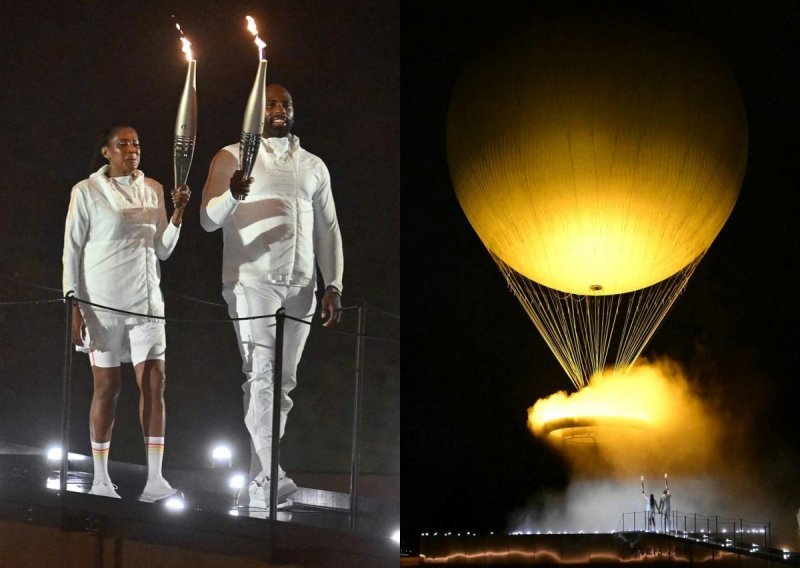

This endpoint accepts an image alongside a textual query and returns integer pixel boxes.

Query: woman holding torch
[645,493,660,532]
[62,126,191,501]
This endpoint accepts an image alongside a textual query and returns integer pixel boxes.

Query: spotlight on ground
[46,446,87,462]
[164,496,186,511]
[211,444,233,467]
[228,473,246,490]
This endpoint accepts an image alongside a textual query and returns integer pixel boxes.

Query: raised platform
[0,442,399,567]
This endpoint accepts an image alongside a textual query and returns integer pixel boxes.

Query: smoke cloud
[513,357,800,549]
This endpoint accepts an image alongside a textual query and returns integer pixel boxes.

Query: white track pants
[224,282,316,463]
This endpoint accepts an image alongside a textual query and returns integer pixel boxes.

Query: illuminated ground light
[211,444,233,467]
[164,496,186,511]
[228,473,246,490]
[46,446,89,462]
[391,529,400,544]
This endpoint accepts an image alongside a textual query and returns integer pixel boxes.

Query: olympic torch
[238,16,268,200]
[173,26,197,189]
[640,475,645,493]
[664,473,669,491]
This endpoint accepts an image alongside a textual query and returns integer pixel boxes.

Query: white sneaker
[276,473,297,499]
[248,477,294,510]
[138,476,178,503]
[89,480,121,499]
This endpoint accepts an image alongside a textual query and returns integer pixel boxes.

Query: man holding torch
[200,84,344,510]
[660,473,672,532]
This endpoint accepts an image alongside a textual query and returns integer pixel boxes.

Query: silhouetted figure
[659,489,672,532]
[644,491,660,532]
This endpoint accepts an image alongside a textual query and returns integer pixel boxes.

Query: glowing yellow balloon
[447,13,748,295]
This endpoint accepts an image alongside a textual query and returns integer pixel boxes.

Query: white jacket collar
[91,164,144,183]
[89,165,149,210]
[264,134,300,155]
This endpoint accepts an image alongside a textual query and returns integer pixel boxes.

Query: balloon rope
[492,251,705,390]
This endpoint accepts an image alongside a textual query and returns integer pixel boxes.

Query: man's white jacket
[200,135,343,292]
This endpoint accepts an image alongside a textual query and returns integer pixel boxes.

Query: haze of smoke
[510,476,781,538]
[514,357,799,546]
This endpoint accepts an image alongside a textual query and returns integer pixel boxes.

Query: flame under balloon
[528,358,724,478]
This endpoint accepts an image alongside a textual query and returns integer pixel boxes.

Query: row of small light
[420,530,604,537]
[418,530,792,559]
[421,528,770,542]
[419,528,768,537]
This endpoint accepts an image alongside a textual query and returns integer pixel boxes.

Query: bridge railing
[618,509,770,549]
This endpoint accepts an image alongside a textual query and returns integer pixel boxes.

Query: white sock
[91,440,111,484]
[144,436,165,481]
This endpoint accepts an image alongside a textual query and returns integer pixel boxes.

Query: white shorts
[88,322,166,368]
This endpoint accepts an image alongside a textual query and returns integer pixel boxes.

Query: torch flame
[174,20,194,61]
[180,37,193,62]
[245,15,258,35]
[245,15,267,59]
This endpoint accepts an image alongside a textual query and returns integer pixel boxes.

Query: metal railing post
[60,293,75,494]
[349,303,367,531]
[268,308,285,521]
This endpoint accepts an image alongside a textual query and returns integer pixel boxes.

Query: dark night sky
[0,0,398,486]
[402,0,800,554]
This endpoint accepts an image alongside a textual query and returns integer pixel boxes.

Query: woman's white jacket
[62,165,180,324]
